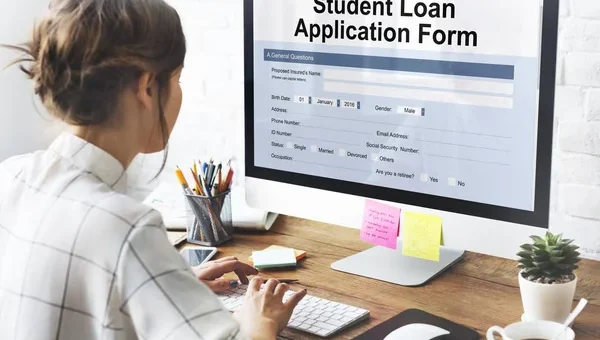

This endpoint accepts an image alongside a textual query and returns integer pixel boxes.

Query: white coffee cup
[486,320,575,340]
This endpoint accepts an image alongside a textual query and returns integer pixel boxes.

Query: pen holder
[184,190,233,246]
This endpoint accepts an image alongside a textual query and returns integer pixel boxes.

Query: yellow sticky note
[402,212,442,262]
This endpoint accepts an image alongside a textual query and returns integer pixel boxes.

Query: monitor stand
[331,241,465,287]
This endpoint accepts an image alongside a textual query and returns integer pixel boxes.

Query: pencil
[214,165,222,189]
[175,166,192,194]
[190,168,204,196]
[268,279,299,284]
[224,168,234,190]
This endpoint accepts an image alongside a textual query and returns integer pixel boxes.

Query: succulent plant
[517,232,581,284]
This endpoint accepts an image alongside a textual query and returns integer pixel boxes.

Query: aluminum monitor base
[331,242,465,287]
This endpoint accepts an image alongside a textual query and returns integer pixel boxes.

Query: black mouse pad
[353,308,479,340]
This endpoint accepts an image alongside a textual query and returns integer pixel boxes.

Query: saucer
[521,313,574,327]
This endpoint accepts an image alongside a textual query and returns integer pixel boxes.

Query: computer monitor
[244,0,559,286]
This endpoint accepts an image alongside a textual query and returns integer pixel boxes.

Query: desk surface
[180,216,600,339]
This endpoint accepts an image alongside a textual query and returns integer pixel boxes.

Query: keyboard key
[344,311,361,318]
[341,316,354,323]
[314,322,336,331]
[308,326,322,333]
[326,319,345,327]
[299,324,312,331]
[317,329,330,336]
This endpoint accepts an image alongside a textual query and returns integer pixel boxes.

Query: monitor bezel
[244,0,559,228]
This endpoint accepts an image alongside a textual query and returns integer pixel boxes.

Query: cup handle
[486,326,507,340]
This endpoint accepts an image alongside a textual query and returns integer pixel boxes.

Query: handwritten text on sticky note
[361,200,400,249]
[402,212,442,261]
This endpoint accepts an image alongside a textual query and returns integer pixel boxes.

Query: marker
[206,163,216,187]
[212,163,222,188]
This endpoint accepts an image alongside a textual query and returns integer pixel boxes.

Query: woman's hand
[192,256,258,292]
[234,277,307,340]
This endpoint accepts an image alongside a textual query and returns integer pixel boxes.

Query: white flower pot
[518,271,577,323]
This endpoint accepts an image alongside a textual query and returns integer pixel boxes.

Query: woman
[0,0,305,339]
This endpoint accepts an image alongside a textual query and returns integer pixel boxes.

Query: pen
[278,279,299,283]
[212,163,222,188]
[200,174,211,197]
[256,278,298,284]
[217,164,223,188]
[202,162,208,177]
[175,166,192,195]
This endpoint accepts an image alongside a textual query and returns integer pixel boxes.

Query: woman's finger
[284,289,308,310]
[203,279,239,293]
[201,260,257,280]
[212,256,238,263]
[234,269,250,285]
[264,279,280,295]
[273,283,289,299]
[247,276,263,296]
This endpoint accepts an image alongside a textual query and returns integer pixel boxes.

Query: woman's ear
[137,72,155,110]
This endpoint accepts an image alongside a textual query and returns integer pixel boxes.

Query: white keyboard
[218,285,370,337]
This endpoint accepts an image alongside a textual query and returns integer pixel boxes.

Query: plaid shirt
[0,133,246,340]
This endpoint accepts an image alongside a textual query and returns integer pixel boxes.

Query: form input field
[323,81,514,109]
[323,69,514,96]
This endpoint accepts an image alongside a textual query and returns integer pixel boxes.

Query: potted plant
[517,232,581,323]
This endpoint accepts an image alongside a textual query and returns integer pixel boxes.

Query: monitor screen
[244,0,558,227]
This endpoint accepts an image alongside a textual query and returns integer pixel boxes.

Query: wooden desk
[180,216,600,339]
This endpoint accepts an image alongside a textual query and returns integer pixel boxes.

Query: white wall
[551,0,600,259]
[0,0,64,162]
[2,0,599,258]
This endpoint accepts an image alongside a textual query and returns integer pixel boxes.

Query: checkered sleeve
[116,211,247,340]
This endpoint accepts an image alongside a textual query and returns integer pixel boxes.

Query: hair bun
[2,0,185,128]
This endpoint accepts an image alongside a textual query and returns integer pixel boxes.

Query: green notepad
[252,248,297,269]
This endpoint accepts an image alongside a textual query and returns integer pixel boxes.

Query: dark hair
[2,0,186,173]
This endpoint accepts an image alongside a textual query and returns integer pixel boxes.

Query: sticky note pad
[360,200,400,250]
[249,245,306,263]
[252,248,297,269]
[402,211,443,262]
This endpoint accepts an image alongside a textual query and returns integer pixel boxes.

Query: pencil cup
[184,190,233,246]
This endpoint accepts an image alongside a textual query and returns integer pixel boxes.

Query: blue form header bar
[264,49,514,80]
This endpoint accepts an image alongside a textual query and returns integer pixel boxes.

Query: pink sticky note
[360,200,400,249]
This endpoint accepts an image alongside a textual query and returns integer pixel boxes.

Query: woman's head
[4,0,186,160]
